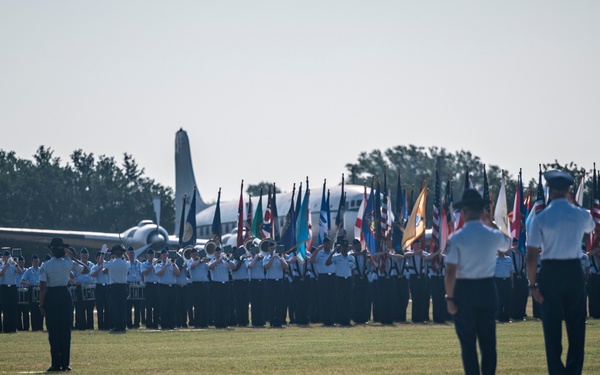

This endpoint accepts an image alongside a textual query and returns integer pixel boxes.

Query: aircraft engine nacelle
[122,220,169,250]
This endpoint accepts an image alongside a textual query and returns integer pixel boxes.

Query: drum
[69,286,78,302]
[81,284,96,301]
[128,283,145,300]
[31,286,40,303]
[18,287,30,305]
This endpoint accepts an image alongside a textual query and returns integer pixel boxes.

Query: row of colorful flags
[178,163,600,259]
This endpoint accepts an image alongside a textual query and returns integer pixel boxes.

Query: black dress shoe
[46,366,61,372]
[62,366,72,371]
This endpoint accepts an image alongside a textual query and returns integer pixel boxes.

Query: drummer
[0,249,23,333]
[16,256,29,331]
[73,248,95,330]
[21,254,43,331]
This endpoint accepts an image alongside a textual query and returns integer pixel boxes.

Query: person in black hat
[526,170,595,375]
[21,254,43,331]
[0,249,23,333]
[39,237,89,372]
[444,189,511,375]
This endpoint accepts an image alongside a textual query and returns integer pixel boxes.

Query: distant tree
[246,181,281,196]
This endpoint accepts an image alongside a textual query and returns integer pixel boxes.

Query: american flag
[354,183,368,246]
[482,165,490,213]
[431,170,441,252]
[444,177,455,237]
[534,165,546,213]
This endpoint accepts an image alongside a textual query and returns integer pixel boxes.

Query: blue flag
[318,180,329,246]
[362,181,377,254]
[281,185,296,252]
[272,184,280,241]
[211,188,222,242]
[181,187,197,247]
[296,187,310,261]
[178,194,187,248]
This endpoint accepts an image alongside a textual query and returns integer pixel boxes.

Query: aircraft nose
[147,232,166,248]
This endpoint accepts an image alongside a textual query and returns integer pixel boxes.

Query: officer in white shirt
[588,245,600,318]
[351,239,371,324]
[445,189,510,375]
[21,254,43,331]
[526,170,595,375]
[155,247,181,330]
[140,248,159,329]
[0,249,23,333]
[263,242,289,328]
[103,245,129,332]
[188,247,211,328]
[494,250,513,323]
[72,248,95,330]
[309,237,336,326]
[326,239,355,326]
[231,248,251,327]
[125,246,143,329]
[91,251,110,330]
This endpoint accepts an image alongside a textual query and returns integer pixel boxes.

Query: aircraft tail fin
[174,128,208,235]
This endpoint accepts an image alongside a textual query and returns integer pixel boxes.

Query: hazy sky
[1,1,599,202]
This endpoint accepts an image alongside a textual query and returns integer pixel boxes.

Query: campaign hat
[454,189,488,210]
[48,237,69,249]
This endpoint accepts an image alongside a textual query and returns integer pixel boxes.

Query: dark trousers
[318,274,336,326]
[409,274,428,323]
[266,279,285,327]
[588,274,600,318]
[494,278,512,322]
[74,285,95,330]
[126,285,142,328]
[45,287,73,369]
[293,277,311,325]
[310,277,320,323]
[453,278,498,375]
[283,278,293,324]
[94,284,109,330]
[190,282,210,327]
[17,299,30,331]
[393,276,409,322]
[539,260,586,375]
[109,284,128,331]
[376,277,394,324]
[370,280,380,322]
[249,279,265,327]
[336,277,353,325]
[511,274,528,320]
[211,281,230,328]
[233,279,250,326]
[1,285,18,333]
[30,300,44,331]
[144,283,159,329]
[430,275,447,323]
[176,285,189,327]
[158,284,177,329]
[353,276,370,324]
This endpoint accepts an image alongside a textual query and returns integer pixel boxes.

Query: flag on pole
[296,185,310,261]
[281,184,296,253]
[510,169,526,253]
[318,179,329,246]
[335,174,346,238]
[294,183,303,225]
[177,194,187,248]
[526,165,546,232]
[245,194,253,240]
[392,172,406,252]
[444,177,455,236]
[181,187,197,247]
[251,188,264,238]
[374,179,383,252]
[454,167,472,230]
[306,178,313,251]
[211,188,222,242]
[494,172,510,238]
[354,183,368,246]
[590,164,600,249]
[576,173,586,207]
[362,179,377,254]
[402,182,427,250]
[262,185,273,239]
[237,181,244,247]
[381,170,389,241]
[482,165,491,213]
[272,183,280,241]
[431,170,441,253]
[326,189,331,231]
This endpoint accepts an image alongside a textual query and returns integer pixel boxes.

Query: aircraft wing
[0,227,123,250]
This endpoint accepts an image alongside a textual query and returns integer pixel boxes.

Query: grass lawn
[1,318,599,374]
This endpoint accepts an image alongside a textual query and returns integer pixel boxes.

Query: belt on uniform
[96,283,108,286]
[2,284,15,287]
[161,284,175,287]
[337,276,351,279]
[268,279,281,282]
[495,277,510,281]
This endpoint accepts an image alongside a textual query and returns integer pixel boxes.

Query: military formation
[1,231,598,334]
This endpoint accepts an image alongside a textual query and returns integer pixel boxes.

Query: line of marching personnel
[1,237,600,332]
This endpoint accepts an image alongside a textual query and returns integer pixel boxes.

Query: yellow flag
[402,184,428,250]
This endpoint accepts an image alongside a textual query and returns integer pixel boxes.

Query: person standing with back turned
[444,189,510,375]
[39,237,89,372]
[526,170,595,375]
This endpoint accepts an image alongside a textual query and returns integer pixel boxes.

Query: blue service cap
[543,170,574,190]
[32,254,39,260]
[3,250,10,256]
[146,248,155,255]
[323,236,331,243]
[127,246,135,251]
[160,248,168,255]
[80,248,89,254]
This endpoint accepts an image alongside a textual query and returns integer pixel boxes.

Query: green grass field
[1,318,599,374]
